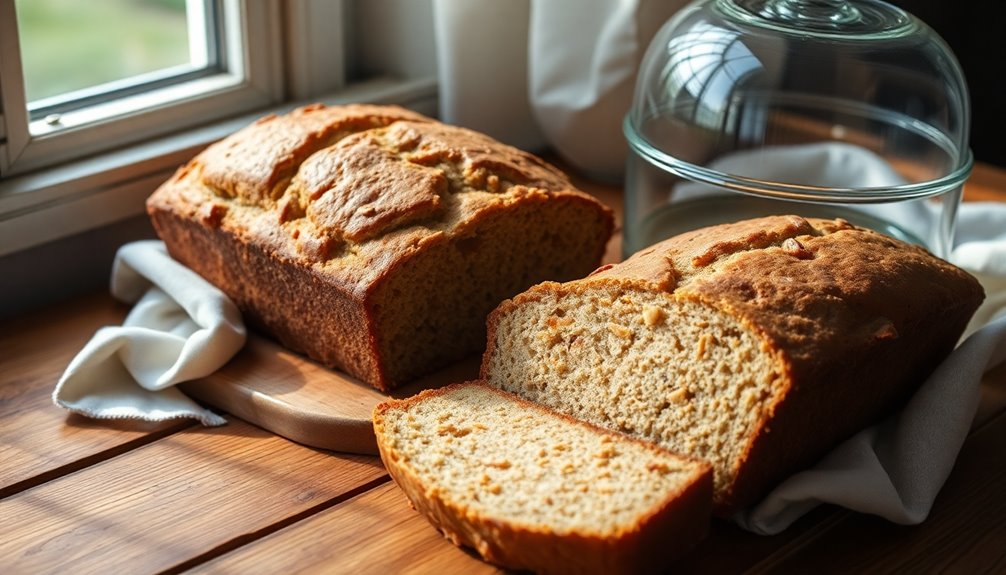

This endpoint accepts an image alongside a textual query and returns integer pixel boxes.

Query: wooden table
[3,163,1005,574]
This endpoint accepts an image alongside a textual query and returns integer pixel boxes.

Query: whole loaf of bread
[482,215,984,513]
[147,103,613,390]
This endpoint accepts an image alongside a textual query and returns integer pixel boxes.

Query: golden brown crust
[148,104,614,390]
[483,215,985,513]
[373,382,713,574]
[199,103,432,203]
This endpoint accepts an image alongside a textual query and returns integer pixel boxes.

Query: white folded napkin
[53,240,246,426]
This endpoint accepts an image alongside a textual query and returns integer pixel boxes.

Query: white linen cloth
[53,241,245,426]
[433,0,687,179]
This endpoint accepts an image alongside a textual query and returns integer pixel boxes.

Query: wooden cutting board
[180,336,480,455]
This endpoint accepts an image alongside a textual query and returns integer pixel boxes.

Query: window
[18,0,212,115]
[0,0,283,176]
[0,0,438,290]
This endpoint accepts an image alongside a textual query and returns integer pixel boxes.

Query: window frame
[0,0,284,177]
[0,0,439,263]
[24,0,221,121]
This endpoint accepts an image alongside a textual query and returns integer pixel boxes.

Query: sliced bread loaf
[481,215,985,513]
[373,381,712,575]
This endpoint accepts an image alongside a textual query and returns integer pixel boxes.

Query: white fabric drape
[434,0,687,180]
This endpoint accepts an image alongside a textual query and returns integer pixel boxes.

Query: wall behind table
[891,0,1006,167]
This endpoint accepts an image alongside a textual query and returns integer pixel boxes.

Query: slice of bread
[373,381,712,575]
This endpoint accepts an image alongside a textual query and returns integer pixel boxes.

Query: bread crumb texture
[376,384,703,534]
[487,284,774,500]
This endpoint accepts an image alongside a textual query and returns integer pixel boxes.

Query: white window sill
[0,76,438,259]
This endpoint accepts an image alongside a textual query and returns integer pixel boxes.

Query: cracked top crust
[148,103,601,293]
[585,214,984,372]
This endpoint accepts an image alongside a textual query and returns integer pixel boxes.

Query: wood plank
[674,507,847,574]
[0,419,386,574]
[0,292,189,498]
[748,410,1006,574]
[190,481,502,575]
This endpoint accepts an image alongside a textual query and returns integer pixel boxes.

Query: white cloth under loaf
[53,240,245,426]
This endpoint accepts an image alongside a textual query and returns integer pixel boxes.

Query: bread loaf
[373,381,713,575]
[481,215,984,513]
[147,103,613,390]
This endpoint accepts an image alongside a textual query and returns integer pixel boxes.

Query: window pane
[15,0,207,107]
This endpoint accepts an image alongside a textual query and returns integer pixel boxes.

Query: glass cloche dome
[623,0,972,258]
